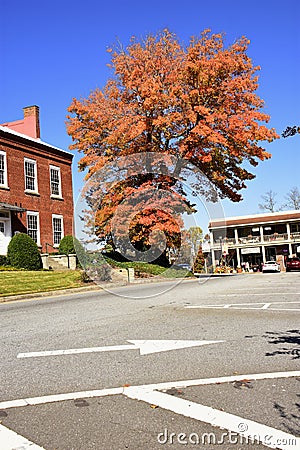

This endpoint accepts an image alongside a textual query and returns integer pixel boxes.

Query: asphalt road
[0,273,299,449]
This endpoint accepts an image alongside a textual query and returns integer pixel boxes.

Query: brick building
[0,106,74,255]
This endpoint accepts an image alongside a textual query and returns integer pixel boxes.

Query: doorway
[265,246,276,261]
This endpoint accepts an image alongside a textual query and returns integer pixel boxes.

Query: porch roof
[0,202,27,212]
[209,210,300,229]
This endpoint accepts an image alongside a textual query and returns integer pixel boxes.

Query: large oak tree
[67,29,278,252]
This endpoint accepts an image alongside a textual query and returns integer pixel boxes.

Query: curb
[0,284,103,303]
[0,276,198,303]
[0,273,239,304]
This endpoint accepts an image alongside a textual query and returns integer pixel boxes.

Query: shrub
[0,255,9,266]
[7,233,41,270]
[86,263,112,282]
[80,270,92,283]
[59,235,76,255]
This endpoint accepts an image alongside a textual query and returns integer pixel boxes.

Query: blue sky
[1,0,299,230]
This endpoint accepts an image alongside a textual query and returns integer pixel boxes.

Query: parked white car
[262,261,280,273]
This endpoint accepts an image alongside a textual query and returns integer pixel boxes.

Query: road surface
[0,272,299,449]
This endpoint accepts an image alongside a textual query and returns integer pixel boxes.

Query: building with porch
[0,106,74,255]
[208,210,300,270]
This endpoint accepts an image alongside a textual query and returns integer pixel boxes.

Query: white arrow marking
[127,340,223,355]
[17,340,224,359]
[17,344,136,358]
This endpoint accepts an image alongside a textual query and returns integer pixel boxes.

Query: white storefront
[208,210,300,269]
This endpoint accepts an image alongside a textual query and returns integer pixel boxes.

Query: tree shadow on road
[274,391,300,436]
[263,329,300,359]
[246,329,300,435]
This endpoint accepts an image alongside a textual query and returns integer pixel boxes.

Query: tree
[187,226,203,254]
[193,250,205,273]
[258,190,278,213]
[67,29,278,252]
[282,187,300,210]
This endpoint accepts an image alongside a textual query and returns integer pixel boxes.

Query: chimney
[23,105,40,138]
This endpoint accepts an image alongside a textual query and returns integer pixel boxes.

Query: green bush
[7,233,41,270]
[0,255,9,266]
[59,235,76,255]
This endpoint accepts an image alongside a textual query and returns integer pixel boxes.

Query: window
[52,215,64,245]
[0,151,8,187]
[291,223,300,233]
[24,158,38,192]
[50,166,62,197]
[27,212,40,245]
[0,222,4,234]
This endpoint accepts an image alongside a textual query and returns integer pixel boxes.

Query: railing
[223,238,236,245]
[263,233,288,242]
[45,242,57,253]
[291,232,300,241]
[211,232,294,248]
[238,236,261,245]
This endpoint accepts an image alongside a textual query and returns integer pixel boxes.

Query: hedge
[58,235,77,255]
[7,233,42,270]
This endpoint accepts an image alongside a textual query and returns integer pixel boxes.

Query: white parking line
[186,301,300,311]
[0,387,124,410]
[124,388,299,450]
[219,293,300,297]
[1,370,299,410]
[0,423,45,449]
[1,371,299,450]
[231,287,299,290]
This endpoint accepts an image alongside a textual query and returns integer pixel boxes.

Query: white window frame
[49,165,62,198]
[24,158,39,194]
[0,151,8,188]
[52,214,64,247]
[26,211,40,246]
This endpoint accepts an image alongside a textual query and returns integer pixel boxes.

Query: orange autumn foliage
[67,29,279,247]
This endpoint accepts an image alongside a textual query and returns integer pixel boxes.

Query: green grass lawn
[0,270,83,297]
[0,259,194,298]
[104,257,194,278]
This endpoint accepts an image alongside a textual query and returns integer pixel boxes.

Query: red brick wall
[0,132,74,253]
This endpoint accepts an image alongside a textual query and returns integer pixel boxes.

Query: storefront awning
[0,202,27,212]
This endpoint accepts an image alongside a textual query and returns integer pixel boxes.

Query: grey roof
[0,125,73,158]
[0,202,27,212]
